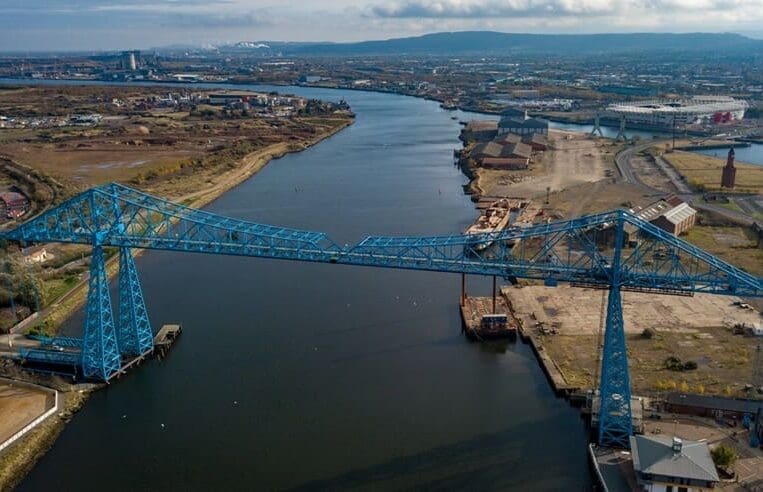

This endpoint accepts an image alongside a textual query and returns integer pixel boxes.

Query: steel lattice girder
[117,247,153,357]
[2,183,760,297]
[81,244,122,380]
[598,286,634,448]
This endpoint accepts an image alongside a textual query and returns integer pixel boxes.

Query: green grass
[42,275,79,306]
[713,200,745,213]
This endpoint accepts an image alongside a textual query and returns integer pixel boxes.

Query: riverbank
[0,369,94,492]
[0,117,352,491]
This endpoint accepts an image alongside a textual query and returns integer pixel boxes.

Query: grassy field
[541,326,760,398]
[682,225,763,276]
[663,150,763,193]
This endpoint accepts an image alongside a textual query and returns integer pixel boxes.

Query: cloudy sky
[2,0,763,51]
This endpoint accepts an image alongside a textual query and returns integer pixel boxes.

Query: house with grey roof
[629,435,719,492]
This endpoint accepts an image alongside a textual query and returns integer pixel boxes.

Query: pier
[154,324,182,358]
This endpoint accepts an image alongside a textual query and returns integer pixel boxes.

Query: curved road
[614,141,760,226]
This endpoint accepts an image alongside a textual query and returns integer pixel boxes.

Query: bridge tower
[614,116,628,142]
[590,112,604,137]
[597,213,633,448]
[117,247,153,357]
[81,243,121,380]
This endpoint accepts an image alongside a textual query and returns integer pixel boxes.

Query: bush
[711,444,737,469]
[641,328,655,339]
[664,356,698,372]
[665,356,683,371]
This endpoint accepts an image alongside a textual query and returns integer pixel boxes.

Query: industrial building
[121,51,140,71]
[0,191,29,219]
[601,196,697,245]
[471,141,533,162]
[480,157,529,170]
[607,96,748,128]
[461,120,498,143]
[497,116,549,136]
[649,202,697,236]
[664,393,763,422]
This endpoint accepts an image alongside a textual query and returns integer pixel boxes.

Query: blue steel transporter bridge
[2,183,761,449]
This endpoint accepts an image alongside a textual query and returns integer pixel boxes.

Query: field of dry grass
[0,86,352,196]
[682,225,763,276]
[663,150,763,193]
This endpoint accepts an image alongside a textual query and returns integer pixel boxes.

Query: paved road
[614,140,760,226]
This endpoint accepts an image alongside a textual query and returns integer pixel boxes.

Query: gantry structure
[2,183,761,449]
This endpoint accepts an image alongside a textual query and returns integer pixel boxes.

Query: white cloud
[2,0,763,50]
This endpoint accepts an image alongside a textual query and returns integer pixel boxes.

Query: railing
[0,378,58,454]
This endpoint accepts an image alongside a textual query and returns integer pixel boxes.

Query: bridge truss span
[2,183,761,449]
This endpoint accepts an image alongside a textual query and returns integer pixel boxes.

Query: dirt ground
[543,180,653,219]
[504,285,763,396]
[505,285,761,336]
[628,152,679,193]
[0,382,52,444]
[477,130,622,199]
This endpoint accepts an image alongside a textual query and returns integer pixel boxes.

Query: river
[2,82,593,490]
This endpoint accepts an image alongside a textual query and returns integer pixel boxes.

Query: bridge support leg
[597,285,633,448]
[81,245,121,381]
[117,247,153,357]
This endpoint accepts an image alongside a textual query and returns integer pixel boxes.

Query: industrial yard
[503,284,761,396]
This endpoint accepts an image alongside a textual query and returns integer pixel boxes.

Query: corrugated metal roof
[630,435,719,483]
[666,392,763,414]
[661,202,696,225]
[502,142,533,159]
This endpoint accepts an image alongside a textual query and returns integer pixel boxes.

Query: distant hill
[226,31,763,56]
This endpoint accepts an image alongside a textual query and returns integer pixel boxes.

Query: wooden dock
[154,324,182,358]
[460,296,517,341]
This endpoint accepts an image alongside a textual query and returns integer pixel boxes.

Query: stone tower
[721,147,736,189]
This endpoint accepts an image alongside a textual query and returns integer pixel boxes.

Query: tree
[711,444,737,469]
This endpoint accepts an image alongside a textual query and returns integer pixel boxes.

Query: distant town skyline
[1,0,763,51]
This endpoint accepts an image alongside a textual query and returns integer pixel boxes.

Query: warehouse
[649,202,697,236]
[480,157,529,170]
[497,116,549,136]
[0,191,29,219]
